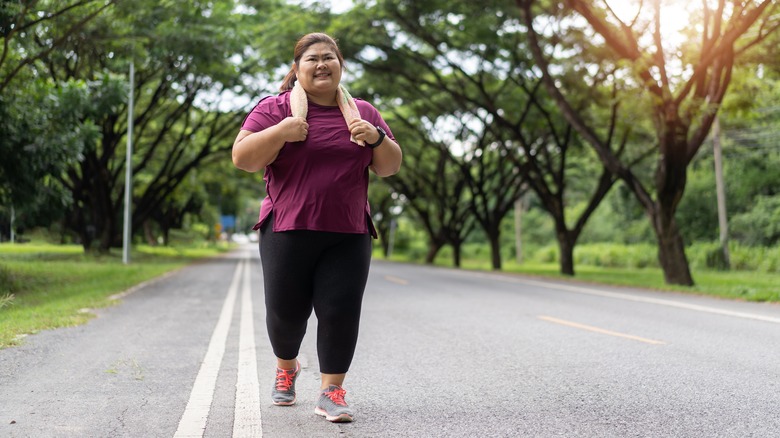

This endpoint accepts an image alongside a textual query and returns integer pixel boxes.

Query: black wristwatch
[365,126,386,149]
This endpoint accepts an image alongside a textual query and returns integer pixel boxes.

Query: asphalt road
[2,245,780,437]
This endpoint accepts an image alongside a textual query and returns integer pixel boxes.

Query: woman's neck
[305,90,338,107]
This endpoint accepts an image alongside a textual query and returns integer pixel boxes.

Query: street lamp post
[122,61,134,264]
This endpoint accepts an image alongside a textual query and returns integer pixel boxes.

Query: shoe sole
[314,407,353,423]
[272,398,296,406]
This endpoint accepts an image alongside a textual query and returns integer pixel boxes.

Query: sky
[605,0,689,45]
[329,0,354,13]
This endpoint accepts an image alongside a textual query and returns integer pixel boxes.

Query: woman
[232,32,402,423]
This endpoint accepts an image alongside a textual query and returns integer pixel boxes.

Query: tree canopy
[1,0,778,284]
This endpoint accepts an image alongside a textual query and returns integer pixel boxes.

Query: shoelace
[275,368,295,391]
[324,387,348,406]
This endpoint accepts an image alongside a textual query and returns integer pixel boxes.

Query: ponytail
[279,63,297,92]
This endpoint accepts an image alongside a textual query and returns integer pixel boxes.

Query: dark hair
[279,33,345,92]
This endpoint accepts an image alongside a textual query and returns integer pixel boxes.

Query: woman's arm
[348,119,402,177]
[232,117,308,173]
[368,136,402,177]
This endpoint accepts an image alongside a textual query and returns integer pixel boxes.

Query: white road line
[234,258,262,437]
[174,262,243,438]
[481,273,780,325]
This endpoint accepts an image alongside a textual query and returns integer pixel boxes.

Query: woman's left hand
[348,119,380,146]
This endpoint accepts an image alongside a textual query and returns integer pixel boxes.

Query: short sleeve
[240,92,290,132]
[355,99,397,143]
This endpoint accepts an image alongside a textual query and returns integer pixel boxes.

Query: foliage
[519,0,780,285]
[731,196,780,246]
[0,77,120,235]
[0,0,283,251]
[675,66,780,245]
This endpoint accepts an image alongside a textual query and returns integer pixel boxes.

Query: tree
[335,0,620,274]
[0,0,116,92]
[519,0,780,285]
[382,110,476,266]
[368,177,401,258]
[10,0,264,251]
[0,1,119,237]
[453,114,529,270]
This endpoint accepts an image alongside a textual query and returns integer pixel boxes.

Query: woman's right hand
[279,117,309,142]
[233,117,308,172]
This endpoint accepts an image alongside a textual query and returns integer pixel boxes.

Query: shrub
[0,293,14,310]
[525,242,779,273]
[0,264,17,309]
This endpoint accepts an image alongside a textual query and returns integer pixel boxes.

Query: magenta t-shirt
[241,90,395,238]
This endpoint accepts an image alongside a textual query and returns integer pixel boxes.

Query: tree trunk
[377,221,392,258]
[97,225,113,253]
[425,241,443,264]
[452,242,462,268]
[488,233,502,270]
[653,123,695,286]
[557,231,575,276]
[144,220,156,245]
[379,231,390,257]
[651,209,694,285]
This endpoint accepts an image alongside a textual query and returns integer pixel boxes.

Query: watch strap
[366,126,386,149]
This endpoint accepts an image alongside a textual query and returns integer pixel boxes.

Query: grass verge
[0,243,231,349]
[379,251,780,303]
[496,262,780,302]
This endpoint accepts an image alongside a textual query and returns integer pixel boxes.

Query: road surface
[2,246,780,437]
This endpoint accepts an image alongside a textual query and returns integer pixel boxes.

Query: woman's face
[295,42,342,97]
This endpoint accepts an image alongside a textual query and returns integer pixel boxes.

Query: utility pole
[387,217,397,258]
[713,115,730,268]
[10,205,14,244]
[122,61,134,264]
[514,197,524,264]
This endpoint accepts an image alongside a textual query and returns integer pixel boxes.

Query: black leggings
[259,217,372,374]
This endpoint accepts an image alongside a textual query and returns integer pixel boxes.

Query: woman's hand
[348,119,380,146]
[233,117,308,172]
[279,116,309,142]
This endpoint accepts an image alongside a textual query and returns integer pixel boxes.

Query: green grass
[377,250,780,303]
[0,242,231,348]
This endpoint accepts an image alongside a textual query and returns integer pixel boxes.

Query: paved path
[2,246,780,437]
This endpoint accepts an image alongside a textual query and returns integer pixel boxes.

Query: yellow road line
[384,275,409,285]
[538,315,667,345]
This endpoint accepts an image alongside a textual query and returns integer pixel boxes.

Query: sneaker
[271,361,300,406]
[314,385,354,423]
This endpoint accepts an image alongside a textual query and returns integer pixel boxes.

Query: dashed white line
[174,262,243,437]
